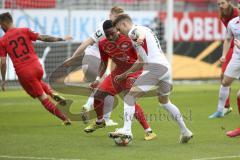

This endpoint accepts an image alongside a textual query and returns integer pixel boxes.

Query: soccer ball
[113,136,132,146]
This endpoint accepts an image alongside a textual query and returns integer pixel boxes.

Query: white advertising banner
[0,10,157,41]
[0,10,157,80]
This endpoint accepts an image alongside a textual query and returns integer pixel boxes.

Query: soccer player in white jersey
[108,14,193,143]
[64,7,124,126]
[209,3,240,121]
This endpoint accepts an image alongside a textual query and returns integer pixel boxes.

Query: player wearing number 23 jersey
[0,12,72,125]
[0,28,40,74]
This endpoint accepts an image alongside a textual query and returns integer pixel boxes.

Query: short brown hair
[0,12,13,24]
[110,6,124,14]
[113,14,132,26]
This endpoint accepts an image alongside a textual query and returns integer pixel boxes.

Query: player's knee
[158,95,169,104]
[221,79,231,87]
[129,87,144,98]
[38,93,48,102]
[93,90,107,100]
[124,94,136,106]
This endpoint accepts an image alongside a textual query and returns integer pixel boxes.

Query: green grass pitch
[0,83,240,160]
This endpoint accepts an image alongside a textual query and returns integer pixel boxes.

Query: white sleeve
[133,43,148,63]
[91,22,105,43]
[128,26,146,41]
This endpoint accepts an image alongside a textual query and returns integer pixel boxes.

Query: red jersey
[220,8,238,49]
[0,28,40,73]
[220,8,239,27]
[98,34,138,72]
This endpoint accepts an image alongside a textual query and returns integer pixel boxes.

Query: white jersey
[226,17,240,59]
[85,20,106,58]
[91,20,106,43]
[128,25,169,67]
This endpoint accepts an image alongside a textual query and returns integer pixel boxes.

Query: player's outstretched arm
[97,60,108,79]
[115,51,144,83]
[221,37,232,63]
[37,35,72,42]
[0,57,7,91]
[63,37,95,67]
[89,60,107,89]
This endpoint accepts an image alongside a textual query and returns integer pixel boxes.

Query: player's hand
[219,56,226,63]
[114,74,127,83]
[89,80,100,90]
[234,39,240,49]
[136,38,144,45]
[64,35,73,41]
[1,81,6,91]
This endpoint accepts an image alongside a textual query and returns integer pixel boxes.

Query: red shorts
[222,47,233,73]
[97,71,142,95]
[17,64,45,98]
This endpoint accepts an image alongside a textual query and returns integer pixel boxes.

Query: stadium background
[0,0,239,83]
[1,1,240,160]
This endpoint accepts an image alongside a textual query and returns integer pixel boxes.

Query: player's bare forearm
[222,38,231,58]
[90,61,107,89]
[97,61,108,78]
[1,64,6,81]
[123,60,143,76]
[63,38,95,67]
[0,57,6,81]
[0,57,7,91]
[38,35,66,42]
[71,38,95,59]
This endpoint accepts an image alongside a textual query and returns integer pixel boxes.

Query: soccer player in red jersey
[225,1,240,137]
[0,12,71,125]
[84,20,156,140]
[209,0,240,118]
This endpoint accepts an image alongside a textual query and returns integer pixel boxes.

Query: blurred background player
[84,20,156,140]
[109,14,193,143]
[221,4,240,136]
[0,12,71,125]
[209,1,240,119]
[64,6,125,126]
[209,0,240,118]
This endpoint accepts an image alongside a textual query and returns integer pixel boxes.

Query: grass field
[0,83,240,160]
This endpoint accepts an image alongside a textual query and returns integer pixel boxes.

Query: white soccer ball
[113,136,132,146]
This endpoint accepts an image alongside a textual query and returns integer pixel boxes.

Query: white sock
[145,128,152,133]
[103,95,114,121]
[123,101,135,132]
[161,101,188,134]
[84,96,94,110]
[96,118,104,123]
[217,85,230,112]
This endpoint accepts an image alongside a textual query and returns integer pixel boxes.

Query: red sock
[237,97,240,114]
[134,103,150,130]
[41,81,53,97]
[94,99,104,120]
[41,98,67,121]
[224,87,231,108]
[224,96,230,108]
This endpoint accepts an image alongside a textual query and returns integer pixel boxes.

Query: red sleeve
[0,41,7,57]
[98,42,109,62]
[22,28,39,41]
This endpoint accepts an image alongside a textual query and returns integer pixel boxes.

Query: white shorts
[84,44,101,59]
[82,45,101,81]
[132,63,172,96]
[224,53,240,79]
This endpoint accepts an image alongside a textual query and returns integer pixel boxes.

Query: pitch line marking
[0,155,86,160]
[192,155,240,160]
